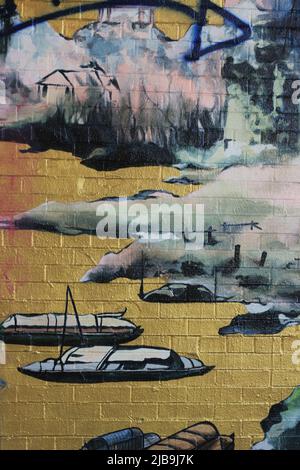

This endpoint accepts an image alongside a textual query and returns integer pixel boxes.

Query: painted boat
[0,287,143,346]
[140,281,228,303]
[218,310,300,336]
[147,421,235,450]
[81,427,160,450]
[139,254,232,303]
[18,345,214,383]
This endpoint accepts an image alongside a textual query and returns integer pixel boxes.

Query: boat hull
[0,328,143,346]
[18,365,214,383]
[143,298,226,303]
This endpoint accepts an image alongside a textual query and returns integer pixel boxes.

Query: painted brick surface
[0,0,300,452]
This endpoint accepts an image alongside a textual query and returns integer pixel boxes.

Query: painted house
[36,67,119,105]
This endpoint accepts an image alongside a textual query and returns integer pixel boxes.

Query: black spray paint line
[0,0,251,60]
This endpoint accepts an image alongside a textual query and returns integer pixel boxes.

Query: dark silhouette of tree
[0,0,17,56]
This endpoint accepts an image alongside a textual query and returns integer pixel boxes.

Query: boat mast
[214,266,218,302]
[260,251,267,267]
[59,286,84,363]
[67,286,84,344]
[139,252,145,298]
[58,287,69,366]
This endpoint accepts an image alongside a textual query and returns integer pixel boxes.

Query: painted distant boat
[138,254,231,303]
[219,309,300,336]
[140,281,225,303]
[18,345,214,383]
[81,427,160,450]
[147,421,235,450]
[0,287,143,346]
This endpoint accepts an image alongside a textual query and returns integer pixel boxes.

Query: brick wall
[0,0,299,451]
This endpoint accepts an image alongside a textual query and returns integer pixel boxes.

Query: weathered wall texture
[1,0,300,451]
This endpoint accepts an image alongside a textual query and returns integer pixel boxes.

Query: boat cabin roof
[164,283,212,292]
[1,313,133,329]
[60,346,177,370]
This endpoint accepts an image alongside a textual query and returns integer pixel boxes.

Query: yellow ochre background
[1,0,300,451]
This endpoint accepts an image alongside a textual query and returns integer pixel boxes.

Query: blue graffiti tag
[187,0,252,60]
[0,0,251,60]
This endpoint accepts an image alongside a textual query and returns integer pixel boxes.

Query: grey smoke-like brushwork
[0,2,299,175]
[4,164,300,318]
[0,190,179,235]
[77,164,300,321]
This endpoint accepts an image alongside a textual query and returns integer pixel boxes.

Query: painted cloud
[4,163,300,323]
[0,1,299,176]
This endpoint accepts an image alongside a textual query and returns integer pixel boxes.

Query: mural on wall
[2,0,300,451]
[0,1,253,174]
[7,165,300,336]
[0,0,297,180]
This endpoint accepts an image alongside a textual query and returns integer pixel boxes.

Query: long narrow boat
[0,287,143,346]
[147,422,234,450]
[81,427,160,450]
[18,345,214,383]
